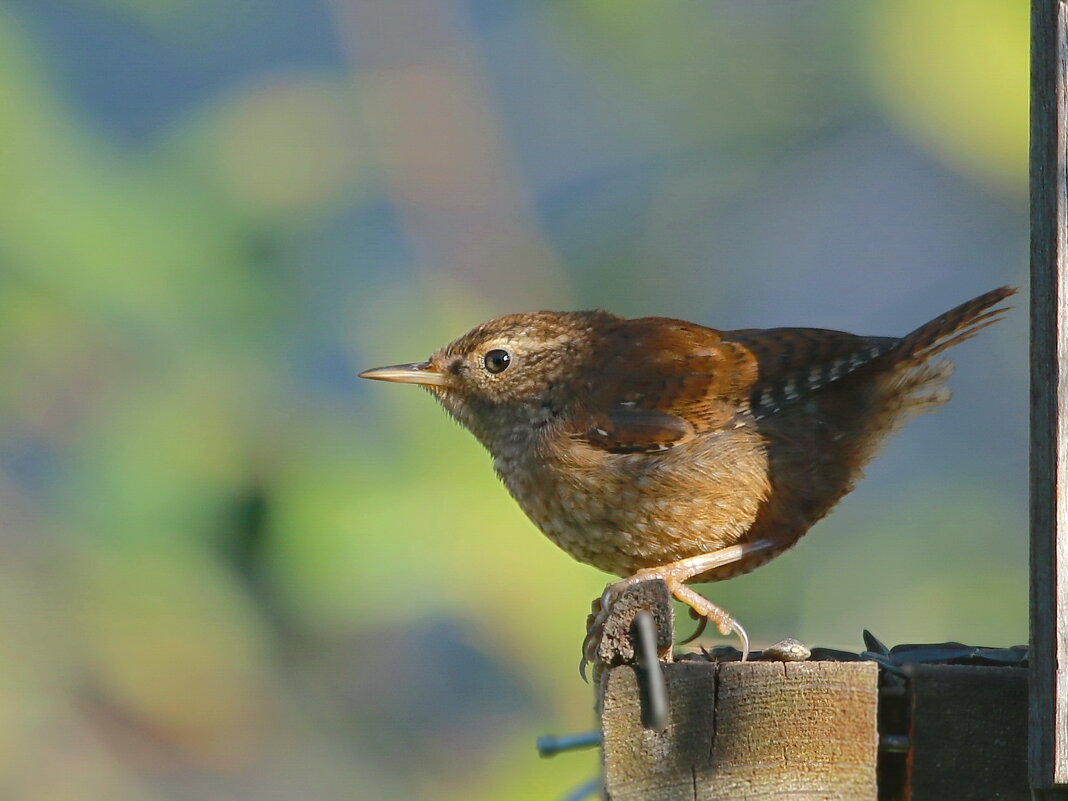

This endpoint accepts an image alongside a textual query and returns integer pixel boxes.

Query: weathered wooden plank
[700,662,878,801]
[599,661,878,801]
[594,579,674,668]
[908,665,1029,800]
[1031,0,1068,789]
[600,662,717,801]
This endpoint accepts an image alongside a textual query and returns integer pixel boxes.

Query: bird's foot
[578,542,777,679]
[579,569,750,680]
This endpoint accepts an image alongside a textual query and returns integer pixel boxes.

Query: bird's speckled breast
[493,426,772,578]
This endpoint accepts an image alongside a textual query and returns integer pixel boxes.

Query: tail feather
[896,286,1017,363]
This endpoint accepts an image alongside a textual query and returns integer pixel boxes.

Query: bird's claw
[678,608,709,645]
[676,610,749,658]
[579,587,616,682]
[728,618,751,661]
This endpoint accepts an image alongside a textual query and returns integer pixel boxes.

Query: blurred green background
[0,1,1026,799]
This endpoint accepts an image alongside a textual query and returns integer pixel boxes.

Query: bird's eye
[483,349,511,374]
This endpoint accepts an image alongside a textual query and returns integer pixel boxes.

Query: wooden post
[595,580,880,800]
[595,579,1034,799]
[1031,0,1068,791]
[599,661,879,801]
[908,665,1029,800]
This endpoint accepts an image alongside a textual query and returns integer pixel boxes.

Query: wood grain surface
[1031,0,1068,790]
[599,661,878,800]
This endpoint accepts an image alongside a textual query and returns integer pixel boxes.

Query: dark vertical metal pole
[1031,0,1068,790]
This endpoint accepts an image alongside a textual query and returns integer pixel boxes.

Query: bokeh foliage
[0,1,1025,799]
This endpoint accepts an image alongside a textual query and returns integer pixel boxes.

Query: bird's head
[359,310,619,450]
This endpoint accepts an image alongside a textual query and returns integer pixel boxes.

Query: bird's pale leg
[671,584,748,656]
[582,539,776,674]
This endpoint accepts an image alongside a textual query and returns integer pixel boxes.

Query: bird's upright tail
[895,286,1017,363]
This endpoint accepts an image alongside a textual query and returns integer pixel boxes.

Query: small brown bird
[360,287,1014,669]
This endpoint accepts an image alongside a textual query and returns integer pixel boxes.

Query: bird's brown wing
[577,287,1016,453]
[578,318,759,453]
[578,318,901,453]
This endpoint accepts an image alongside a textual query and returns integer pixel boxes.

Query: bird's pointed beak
[358,361,451,387]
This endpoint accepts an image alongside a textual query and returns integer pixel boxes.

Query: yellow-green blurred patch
[76,539,273,763]
[187,73,365,222]
[866,0,1027,193]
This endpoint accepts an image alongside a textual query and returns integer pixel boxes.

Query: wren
[361,287,1015,670]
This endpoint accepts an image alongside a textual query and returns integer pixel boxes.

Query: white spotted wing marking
[734,331,900,420]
